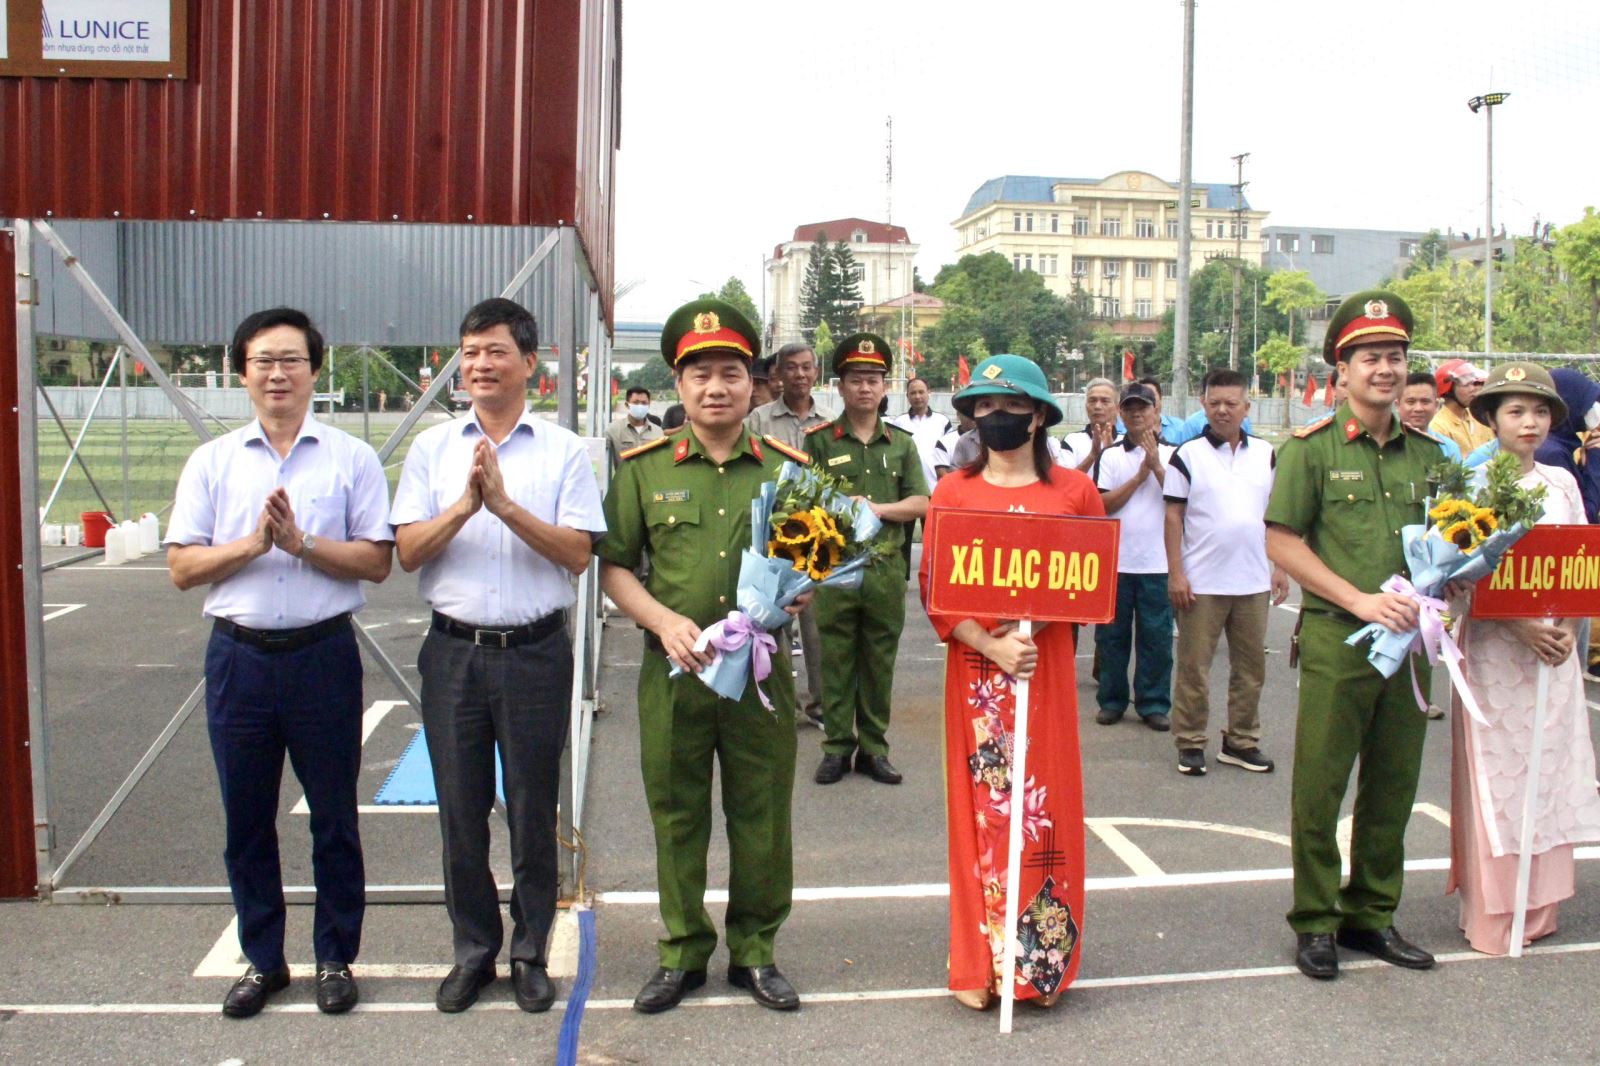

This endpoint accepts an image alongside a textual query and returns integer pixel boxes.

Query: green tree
[1148,259,1286,387]
[1388,264,1483,350]
[813,320,836,370]
[622,358,677,396]
[1263,270,1325,347]
[698,276,762,331]
[1555,206,1600,348]
[1404,229,1452,277]
[1253,334,1306,427]
[1496,238,1590,353]
[919,253,1087,388]
[798,233,863,344]
[321,347,410,410]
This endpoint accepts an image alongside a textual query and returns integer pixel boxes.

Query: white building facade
[765,217,918,348]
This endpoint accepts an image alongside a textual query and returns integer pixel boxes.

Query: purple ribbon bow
[1381,574,1488,726]
[694,610,779,711]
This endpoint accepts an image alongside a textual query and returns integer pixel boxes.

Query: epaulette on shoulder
[1292,416,1334,440]
[619,435,672,461]
[804,421,834,436]
[764,435,810,464]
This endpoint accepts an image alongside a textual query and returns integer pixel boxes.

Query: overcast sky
[613,0,1600,325]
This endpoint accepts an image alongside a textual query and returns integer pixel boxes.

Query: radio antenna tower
[885,115,894,224]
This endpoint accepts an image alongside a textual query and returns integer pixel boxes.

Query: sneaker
[1426,703,1446,720]
[1177,749,1207,776]
[1218,740,1274,773]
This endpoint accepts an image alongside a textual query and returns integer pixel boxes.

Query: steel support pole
[1484,105,1494,357]
[36,379,119,521]
[4,221,52,897]
[32,222,212,443]
[1172,0,1196,405]
[118,347,130,518]
[556,229,578,432]
[362,347,370,442]
[349,622,421,709]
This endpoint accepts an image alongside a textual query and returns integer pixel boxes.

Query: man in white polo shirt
[1164,368,1289,776]
[391,298,607,1015]
[167,307,394,1018]
[1093,382,1176,730]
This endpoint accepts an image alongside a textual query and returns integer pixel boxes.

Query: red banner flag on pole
[431,350,439,366]
[1323,374,1337,408]
[611,377,619,397]
[1302,372,1318,406]
[957,355,972,387]
[1122,349,1136,381]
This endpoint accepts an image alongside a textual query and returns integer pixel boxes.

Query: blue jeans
[1095,572,1174,718]
[205,623,365,971]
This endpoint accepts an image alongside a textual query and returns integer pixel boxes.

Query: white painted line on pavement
[23,939,1600,1016]
[42,603,86,621]
[1085,819,1165,877]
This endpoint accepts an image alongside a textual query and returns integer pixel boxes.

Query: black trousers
[418,626,573,969]
[205,623,365,971]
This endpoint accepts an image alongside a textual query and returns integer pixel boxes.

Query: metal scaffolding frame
[11,219,612,905]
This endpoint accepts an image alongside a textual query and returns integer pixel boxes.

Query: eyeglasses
[246,356,311,372]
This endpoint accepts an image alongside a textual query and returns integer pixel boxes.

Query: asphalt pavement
[3,547,1599,1065]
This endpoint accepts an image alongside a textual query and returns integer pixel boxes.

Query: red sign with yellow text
[926,508,1121,623]
[1472,525,1600,619]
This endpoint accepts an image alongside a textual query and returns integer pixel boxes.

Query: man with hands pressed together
[597,299,813,1015]
[1092,382,1177,730]
[391,298,606,1015]
[804,333,930,786]
[167,307,393,1019]
[1265,291,1448,981]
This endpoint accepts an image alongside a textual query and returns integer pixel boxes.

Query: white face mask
[1585,401,1600,432]
[628,403,650,421]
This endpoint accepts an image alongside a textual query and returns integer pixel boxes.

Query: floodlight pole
[1172,0,1196,405]
[1468,92,1508,356]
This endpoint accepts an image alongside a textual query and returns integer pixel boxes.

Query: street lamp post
[1467,92,1509,356]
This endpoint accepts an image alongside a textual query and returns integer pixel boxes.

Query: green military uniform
[1264,290,1448,936]
[594,300,811,972]
[804,334,930,763]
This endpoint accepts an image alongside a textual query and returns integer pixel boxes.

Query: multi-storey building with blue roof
[952,172,1269,337]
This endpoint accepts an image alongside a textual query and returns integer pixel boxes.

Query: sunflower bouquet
[1345,451,1546,719]
[670,461,891,711]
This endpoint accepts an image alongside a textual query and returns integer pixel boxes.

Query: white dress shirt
[165,415,393,629]
[390,411,607,626]
[1094,438,1177,574]
[888,409,952,490]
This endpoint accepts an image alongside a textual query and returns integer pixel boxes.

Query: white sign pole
[1508,658,1552,958]
[998,619,1033,1034]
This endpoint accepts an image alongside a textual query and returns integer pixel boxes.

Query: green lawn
[35,417,434,527]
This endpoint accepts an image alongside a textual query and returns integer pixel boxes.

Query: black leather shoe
[1295,933,1338,980]
[1095,706,1124,725]
[435,963,496,1013]
[727,964,800,1011]
[512,960,557,1013]
[1142,712,1172,732]
[1336,926,1435,970]
[633,967,706,1014]
[222,963,290,1018]
[315,961,358,1014]
[854,751,903,785]
[814,753,849,785]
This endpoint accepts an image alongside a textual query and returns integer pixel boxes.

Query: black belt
[213,613,351,653]
[432,610,564,649]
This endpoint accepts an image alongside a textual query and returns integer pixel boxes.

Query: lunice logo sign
[39,1,172,63]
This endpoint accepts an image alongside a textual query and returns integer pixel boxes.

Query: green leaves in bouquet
[1477,450,1546,530]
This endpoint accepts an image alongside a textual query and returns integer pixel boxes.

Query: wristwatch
[300,533,318,557]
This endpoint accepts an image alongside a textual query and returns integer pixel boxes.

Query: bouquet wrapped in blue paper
[1345,452,1547,722]
[672,461,893,711]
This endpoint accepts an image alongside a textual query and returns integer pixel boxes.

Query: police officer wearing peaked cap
[804,332,930,786]
[596,298,813,1015]
[1265,289,1449,980]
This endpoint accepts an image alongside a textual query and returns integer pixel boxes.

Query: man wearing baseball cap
[1428,358,1492,456]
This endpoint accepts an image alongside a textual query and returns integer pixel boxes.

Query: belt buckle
[474,628,510,649]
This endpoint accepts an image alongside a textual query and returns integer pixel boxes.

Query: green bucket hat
[952,354,1063,427]
[1469,361,1569,428]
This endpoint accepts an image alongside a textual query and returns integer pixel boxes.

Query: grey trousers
[417,625,572,970]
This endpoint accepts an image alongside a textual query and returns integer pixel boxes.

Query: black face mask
[975,409,1034,452]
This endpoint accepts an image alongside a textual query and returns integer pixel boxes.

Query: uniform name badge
[652,490,691,503]
[827,454,852,468]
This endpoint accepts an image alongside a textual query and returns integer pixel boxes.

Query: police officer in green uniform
[596,299,813,1014]
[805,333,930,786]
[1264,290,1449,980]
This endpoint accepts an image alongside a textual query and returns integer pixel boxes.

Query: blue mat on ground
[373,727,505,805]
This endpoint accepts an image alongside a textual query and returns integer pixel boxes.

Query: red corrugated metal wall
[0,0,615,310]
[0,230,35,898]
